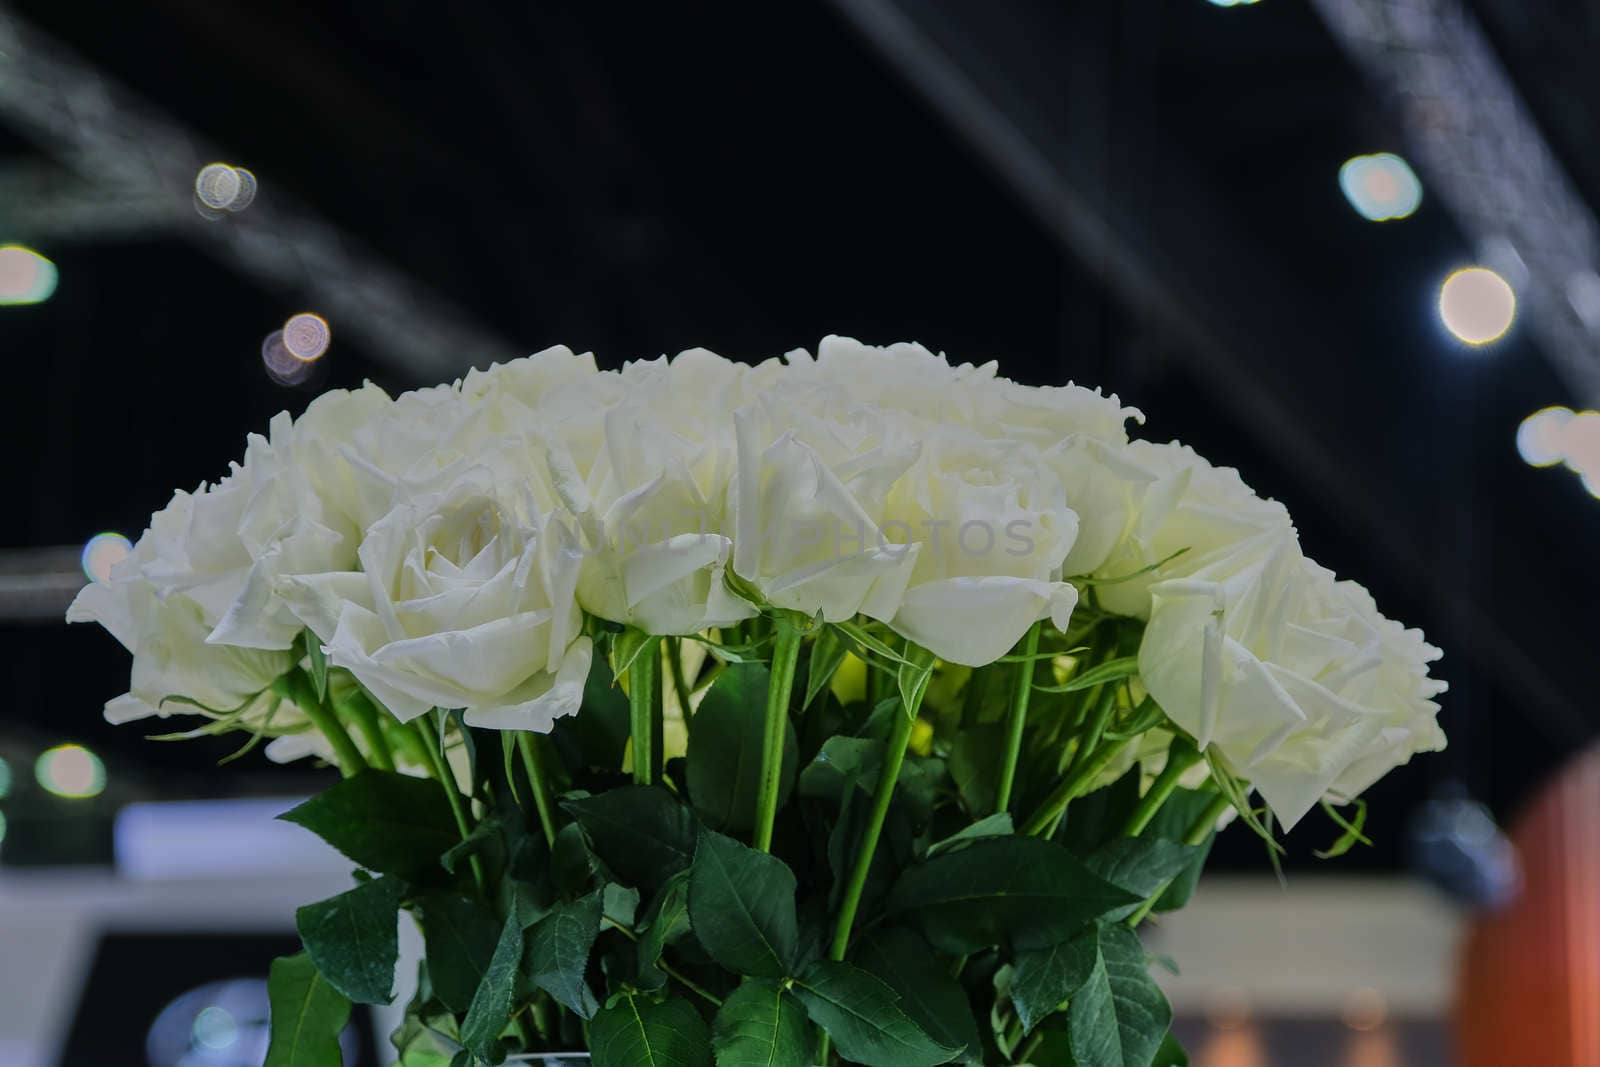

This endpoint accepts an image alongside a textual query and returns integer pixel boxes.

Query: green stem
[516,732,558,848]
[1019,732,1135,836]
[280,674,366,778]
[960,664,989,728]
[389,715,431,770]
[341,691,394,772]
[994,621,1042,814]
[868,659,889,706]
[752,614,804,853]
[1121,739,1201,838]
[411,716,485,894]
[828,647,932,960]
[1125,790,1233,927]
[1065,679,1118,780]
[628,636,662,786]
[667,636,693,725]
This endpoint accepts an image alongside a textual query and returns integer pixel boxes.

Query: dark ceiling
[2,0,1595,873]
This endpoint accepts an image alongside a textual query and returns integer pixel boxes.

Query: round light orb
[0,756,11,799]
[1516,407,1573,468]
[0,245,59,305]
[282,312,331,361]
[36,744,106,799]
[81,531,133,583]
[1439,267,1516,345]
[1340,153,1423,221]
[1560,411,1600,476]
[261,329,311,386]
[195,163,242,210]
[226,168,257,212]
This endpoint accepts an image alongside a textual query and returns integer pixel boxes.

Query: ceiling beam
[0,6,519,382]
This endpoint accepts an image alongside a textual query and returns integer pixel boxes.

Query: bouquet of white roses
[71,337,1445,1066]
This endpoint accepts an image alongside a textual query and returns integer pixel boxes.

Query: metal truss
[1312,0,1600,403]
[0,6,519,382]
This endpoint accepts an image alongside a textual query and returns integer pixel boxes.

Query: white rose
[550,351,770,634]
[1139,550,1446,829]
[794,336,1138,447]
[207,386,395,650]
[279,461,590,733]
[67,487,294,721]
[728,382,923,624]
[791,337,1141,578]
[1093,441,1295,618]
[877,422,1080,666]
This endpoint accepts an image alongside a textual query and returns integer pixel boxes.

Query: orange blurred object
[1458,745,1600,1066]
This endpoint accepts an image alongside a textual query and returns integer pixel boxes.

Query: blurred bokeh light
[1516,407,1572,468]
[1339,153,1422,221]
[35,744,106,799]
[282,312,331,361]
[0,245,59,305]
[81,532,132,583]
[1439,267,1516,345]
[260,329,312,386]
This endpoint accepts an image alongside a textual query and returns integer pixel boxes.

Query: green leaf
[553,819,600,897]
[1012,926,1099,1035]
[458,909,525,1059]
[686,663,798,833]
[948,724,1005,816]
[805,628,849,709]
[856,928,983,1063]
[798,736,882,806]
[591,993,713,1067]
[295,875,402,1005]
[1141,787,1222,912]
[445,710,478,795]
[303,634,329,703]
[1153,1031,1189,1067]
[604,883,642,928]
[279,770,460,882]
[792,959,958,1067]
[886,837,1139,953]
[1084,838,1203,920]
[265,952,351,1067]
[611,629,661,683]
[439,816,501,878]
[925,813,1015,858]
[524,891,603,1018]
[500,732,522,806]
[1059,768,1142,857]
[687,829,799,978]
[1032,656,1139,694]
[637,870,692,990]
[564,786,699,895]
[416,893,502,1014]
[712,978,817,1067]
[1067,924,1172,1067]
[897,644,935,716]
[389,1014,455,1066]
